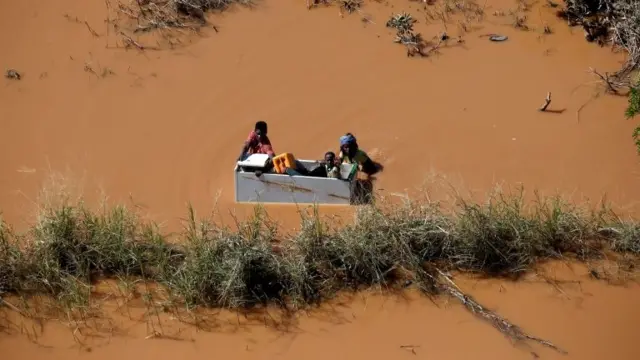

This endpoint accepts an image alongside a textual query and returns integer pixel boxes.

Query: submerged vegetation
[0,180,638,351]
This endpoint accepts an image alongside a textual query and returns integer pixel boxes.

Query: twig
[0,296,26,317]
[105,0,111,48]
[575,93,600,123]
[358,10,376,25]
[119,31,145,50]
[117,3,139,19]
[400,344,419,355]
[538,92,551,111]
[589,68,620,94]
[136,0,147,17]
[436,269,568,355]
[425,33,447,56]
[84,62,100,78]
[85,21,100,37]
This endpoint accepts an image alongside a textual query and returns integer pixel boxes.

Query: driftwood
[539,92,552,111]
[436,269,568,355]
[0,296,25,317]
[589,68,624,95]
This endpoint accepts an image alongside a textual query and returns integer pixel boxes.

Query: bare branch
[539,92,551,111]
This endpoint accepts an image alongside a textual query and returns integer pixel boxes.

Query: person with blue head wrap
[338,132,380,176]
[340,133,356,147]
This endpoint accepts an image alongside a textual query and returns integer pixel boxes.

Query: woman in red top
[238,121,275,161]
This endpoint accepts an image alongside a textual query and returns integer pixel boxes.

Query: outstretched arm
[358,151,380,176]
[237,144,250,162]
[239,132,259,161]
[360,158,378,175]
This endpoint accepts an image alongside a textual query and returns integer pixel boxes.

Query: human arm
[360,157,379,175]
[238,131,258,161]
[262,144,275,158]
[237,143,250,162]
[338,151,347,164]
[355,151,379,176]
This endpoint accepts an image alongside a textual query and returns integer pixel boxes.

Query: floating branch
[539,92,551,111]
[437,270,568,355]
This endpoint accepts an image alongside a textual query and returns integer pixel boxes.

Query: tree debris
[539,92,552,111]
[436,270,568,355]
[556,0,640,89]
[5,69,21,80]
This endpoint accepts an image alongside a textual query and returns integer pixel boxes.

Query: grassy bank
[1,185,638,350]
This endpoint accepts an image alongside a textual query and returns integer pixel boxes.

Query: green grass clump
[22,204,178,295]
[1,185,638,352]
[166,205,302,309]
[0,219,22,295]
[0,187,638,318]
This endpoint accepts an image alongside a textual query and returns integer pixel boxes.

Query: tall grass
[0,184,638,349]
[1,186,637,307]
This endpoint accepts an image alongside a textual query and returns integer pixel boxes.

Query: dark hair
[255,121,268,134]
[325,151,336,158]
[345,133,357,144]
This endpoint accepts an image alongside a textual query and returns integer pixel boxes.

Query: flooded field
[1,0,639,359]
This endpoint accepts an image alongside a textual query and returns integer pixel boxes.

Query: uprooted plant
[386,12,429,56]
[387,12,417,33]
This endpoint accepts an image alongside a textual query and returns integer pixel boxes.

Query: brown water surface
[1,0,638,230]
[2,263,640,360]
[1,0,640,358]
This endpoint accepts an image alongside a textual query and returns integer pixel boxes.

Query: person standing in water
[338,133,380,176]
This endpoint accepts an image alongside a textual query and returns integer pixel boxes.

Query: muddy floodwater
[1,0,639,359]
[2,263,640,360]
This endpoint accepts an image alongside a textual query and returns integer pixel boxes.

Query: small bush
[165,206,302,309]
[625,84,640,153]
[626,85,640,119]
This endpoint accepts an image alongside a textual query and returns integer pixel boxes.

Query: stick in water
[0,296,26,317]
[436,269,568,355]
[539,92,551,111]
